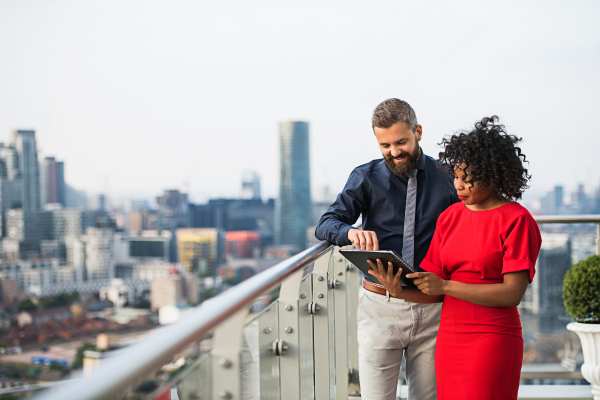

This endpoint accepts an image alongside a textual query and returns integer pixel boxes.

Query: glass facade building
[275,121,312,249]
[40,157,65,207]
[10,129,41,212]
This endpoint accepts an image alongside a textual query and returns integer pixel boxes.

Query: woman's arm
[367,259,444,304]
[406,270,530,307]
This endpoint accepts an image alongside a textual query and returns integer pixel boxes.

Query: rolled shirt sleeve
[315,168,367,246]
[501,213,542,283]
[419,219,446,279]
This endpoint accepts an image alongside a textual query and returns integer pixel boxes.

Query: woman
[406,116,542,399]
[369,116,541,398]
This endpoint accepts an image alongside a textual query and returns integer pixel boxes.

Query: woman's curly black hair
[438,116,531,201]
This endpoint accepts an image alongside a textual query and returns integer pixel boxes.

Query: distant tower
[89,194,107,211]
[275,121,312,249]
[40,157,66,207]
[241,171,261,200]
[554,185,564,214]
[10,130,41,211]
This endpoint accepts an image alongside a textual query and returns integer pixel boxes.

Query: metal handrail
[34,240,334,400]
[533,214,600,224]
[533,214,600,254]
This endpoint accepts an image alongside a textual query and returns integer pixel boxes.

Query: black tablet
[339,249,417,288]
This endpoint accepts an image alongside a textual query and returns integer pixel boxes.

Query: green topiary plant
[563,254,600,323]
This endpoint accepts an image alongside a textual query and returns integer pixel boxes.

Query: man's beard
[384,146,421,177]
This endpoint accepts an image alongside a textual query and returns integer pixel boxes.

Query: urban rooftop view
[1,1,599,400]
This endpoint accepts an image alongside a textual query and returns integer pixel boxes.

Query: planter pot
[568,322,600,400]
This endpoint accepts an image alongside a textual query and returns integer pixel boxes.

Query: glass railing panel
[127,333,209,400]
[173,352,211,400]
[298,274,314,400]
[311,249,333,400]
[327,254,337,400]
[93,336,207,400]
[241,319,260,400]
[253,301,280,400]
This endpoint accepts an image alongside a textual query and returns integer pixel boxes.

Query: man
[315,99,458,400]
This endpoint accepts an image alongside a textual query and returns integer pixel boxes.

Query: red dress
[420,202,541,400]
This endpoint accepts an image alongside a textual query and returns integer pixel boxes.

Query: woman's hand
[406,272,448,296]
[367,259,403,297]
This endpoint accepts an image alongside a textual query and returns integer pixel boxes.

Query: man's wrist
[341,225,354,244]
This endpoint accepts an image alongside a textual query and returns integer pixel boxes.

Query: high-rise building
[51,209,99,240]
[127,231,172,263]
[40,157,65,207]
[2,210,52,259]
[540,185,566,215]
[275,121,312,249]
[176,228,220,276]
[0,144,24,236]
[0,144,20,181]
[88,194,107,211]
[156,190,189,230]
[128,210,160,232]
[10,130,41,212]
[189,198,275,233]
[84,227,115,282]
[554,185,564,212]
[571,184,593,214]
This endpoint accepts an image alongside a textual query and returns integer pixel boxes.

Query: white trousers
[357,288,442,400]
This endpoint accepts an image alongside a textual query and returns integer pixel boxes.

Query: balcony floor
[347,384,593,400]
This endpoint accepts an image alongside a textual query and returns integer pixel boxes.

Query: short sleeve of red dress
[420,217,446,279]
[501,211,542,283]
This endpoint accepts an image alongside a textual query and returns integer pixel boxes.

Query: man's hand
[348,229,379,250]
[367,259,403,297]
[406,272,447,296]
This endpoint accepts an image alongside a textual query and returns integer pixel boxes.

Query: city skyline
[4,125,600,213]
[0,1,598,203]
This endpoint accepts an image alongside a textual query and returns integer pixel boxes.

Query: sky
[1,0,599,206]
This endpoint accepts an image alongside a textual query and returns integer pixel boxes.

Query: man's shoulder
[351,159,386,176]
[422,153,447,175]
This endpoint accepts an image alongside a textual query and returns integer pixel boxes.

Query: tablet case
[339,249,417,288]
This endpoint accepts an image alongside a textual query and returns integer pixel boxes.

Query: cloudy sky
[1,0,599,205]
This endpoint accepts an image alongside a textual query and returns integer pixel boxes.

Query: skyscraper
[10,130,41,212]
[554,185,564,213]
[275,121,312,249]
[40,157,66,207]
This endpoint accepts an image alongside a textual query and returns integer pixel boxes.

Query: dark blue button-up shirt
[315,150,459,278]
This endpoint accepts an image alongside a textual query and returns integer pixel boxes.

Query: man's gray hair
[372,98,418,132]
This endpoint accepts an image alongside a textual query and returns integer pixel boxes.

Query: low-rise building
[17,306,72,328]
[0,279,20,301]
[225,231,261,259]
[150,269,199,310]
